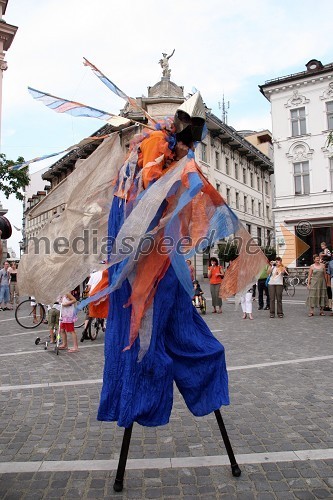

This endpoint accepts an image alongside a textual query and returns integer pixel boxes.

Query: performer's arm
[307,266,313,289]
[140,131,175,188]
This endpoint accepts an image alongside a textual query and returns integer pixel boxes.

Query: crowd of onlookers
[1,238,333,327]
[187,240,333,320]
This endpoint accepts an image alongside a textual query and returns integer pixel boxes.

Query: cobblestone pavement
[0,285,332,499]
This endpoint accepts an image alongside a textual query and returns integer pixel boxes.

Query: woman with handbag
[307,254,328,316]
[208,257,224,314]
[268,257,287,318]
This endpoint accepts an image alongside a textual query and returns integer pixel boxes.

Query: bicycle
[15,298,86,329]
[80,317,105,342]
[15,299,47,328]
[289,274,308,286]
[283,277,295,297]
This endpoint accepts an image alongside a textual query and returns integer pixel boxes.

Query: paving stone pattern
[0,286,333,498]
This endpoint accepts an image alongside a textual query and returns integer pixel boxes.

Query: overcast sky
[2,0,333,255]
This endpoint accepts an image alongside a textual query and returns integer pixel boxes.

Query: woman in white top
[268,257,287,318]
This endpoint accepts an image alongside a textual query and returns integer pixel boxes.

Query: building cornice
[284,215,333,224]
[141,96,184,106]
[0,0,8,16]
[0,20,17,51]
[206,113,273,172]
[273,200,333,211]
[259,61,333,101]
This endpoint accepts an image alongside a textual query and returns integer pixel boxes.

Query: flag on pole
[83,57,156,125]
[28,87,130,127]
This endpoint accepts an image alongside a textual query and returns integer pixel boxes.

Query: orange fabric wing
[89,270,109,319]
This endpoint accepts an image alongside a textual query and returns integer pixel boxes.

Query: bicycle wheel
[285,283,295,297]
[15,300,45,329]
[290,276,299,286]
[89,319,100,341]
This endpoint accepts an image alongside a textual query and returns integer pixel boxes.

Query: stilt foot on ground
[113,479,123,492]
[231,464,241,477]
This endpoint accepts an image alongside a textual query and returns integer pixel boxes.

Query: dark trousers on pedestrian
[258,279,270,309]
[269,285,283,316]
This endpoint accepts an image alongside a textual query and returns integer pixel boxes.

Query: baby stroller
[192,280,207,315]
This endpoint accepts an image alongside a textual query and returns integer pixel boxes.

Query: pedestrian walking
[240,287,254,320]
[208,257,224,314]
[186,259,195,281]
[327,257,333,315]
[58,293,79,352]
[268,257,287,318]
[0,261,12,311]
[307,254,328,316]
[0,229,2,263]
[48,296,62,343]
[257,262,270,310]
[8,261,19,306]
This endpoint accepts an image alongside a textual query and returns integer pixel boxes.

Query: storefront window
[296,225,333,266]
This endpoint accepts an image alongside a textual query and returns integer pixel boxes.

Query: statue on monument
[159,49,175,78]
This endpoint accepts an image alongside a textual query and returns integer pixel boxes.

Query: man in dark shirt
[327,258,333,315]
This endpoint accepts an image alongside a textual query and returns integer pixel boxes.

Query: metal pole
[214,409,241,477]
[113,424,133,492]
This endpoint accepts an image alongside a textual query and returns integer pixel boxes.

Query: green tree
[262,246,276,261]
[0,154,29,201]
[218,241,239,264]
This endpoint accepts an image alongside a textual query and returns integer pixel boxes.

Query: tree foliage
[218,240,276,265]
[218,241,239,263]
[0,154,29,201]
[262,246,276,261]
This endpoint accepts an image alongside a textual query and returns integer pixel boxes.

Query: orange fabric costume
[138,129,175,188]
[88,270,109,319]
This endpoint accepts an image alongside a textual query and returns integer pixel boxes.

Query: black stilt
[113,424,133,492]
[214,409,241,477]
[113,411,240,491]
